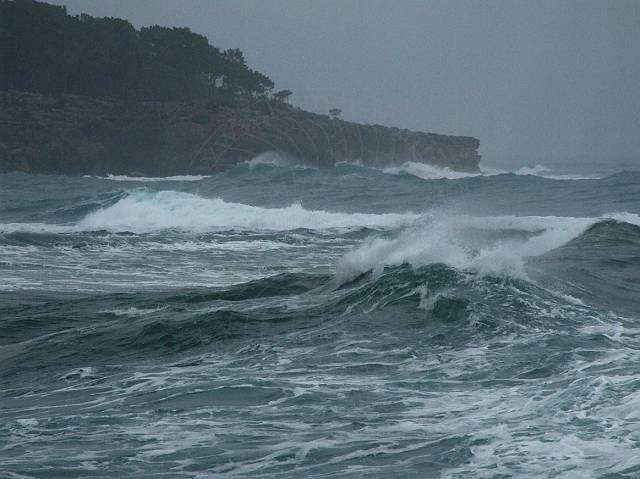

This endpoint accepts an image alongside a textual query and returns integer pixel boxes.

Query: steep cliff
[0,91,480,176]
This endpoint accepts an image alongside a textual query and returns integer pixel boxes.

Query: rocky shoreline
[0,90,481,176]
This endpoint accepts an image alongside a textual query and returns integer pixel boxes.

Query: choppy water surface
[1,160,640,478]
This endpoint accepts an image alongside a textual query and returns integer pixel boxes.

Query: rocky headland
[1,1,480,176]
[0,91,480,176]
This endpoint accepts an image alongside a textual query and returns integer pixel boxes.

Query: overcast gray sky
[50,0,640,165]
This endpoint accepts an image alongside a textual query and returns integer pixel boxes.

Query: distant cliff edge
[0,0,480,176]
[0,91,480,176]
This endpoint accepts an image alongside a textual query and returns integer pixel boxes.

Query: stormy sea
[1,158,639,478]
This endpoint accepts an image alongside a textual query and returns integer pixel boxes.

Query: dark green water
[1,160,640,477]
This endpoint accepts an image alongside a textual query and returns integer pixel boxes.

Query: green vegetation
[0,0,277,102]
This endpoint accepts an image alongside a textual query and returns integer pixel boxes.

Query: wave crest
[383,162,483,180]
[241,152,298,170]
[336,214,625,281]
[75,190,419,233]
[378,161,603,181]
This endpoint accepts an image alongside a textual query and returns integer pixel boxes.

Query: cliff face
[0,91,480,175]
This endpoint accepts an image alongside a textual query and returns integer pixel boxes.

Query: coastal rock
[0,91,481,176]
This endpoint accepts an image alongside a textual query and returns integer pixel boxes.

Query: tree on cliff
[0,0,70,94]
[138,25,215,100]
[273,90,293,103]
[0,0,277,102]
[71,15,139,100]
[219,48,274,99]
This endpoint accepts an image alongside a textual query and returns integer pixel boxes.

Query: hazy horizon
[48,0,640,168]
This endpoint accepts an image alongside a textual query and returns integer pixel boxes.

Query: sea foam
[382,162,484,180]
[379,161,602,181]
[242,152,294,169]
[512,164,600,180]
[101,174,210,182]
[76,190,419,233]
[336,214,602,280]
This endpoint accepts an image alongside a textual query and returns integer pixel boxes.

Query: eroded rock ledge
[0,91,480,176]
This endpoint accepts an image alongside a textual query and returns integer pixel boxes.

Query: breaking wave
[241,151,300,169]
[382,162,484,180]
[337,213,640,281]
[84,160,622,183]
[0,190,417,233]
[76,191,419,232]
[379,161,604,181]
[511,164,601,180]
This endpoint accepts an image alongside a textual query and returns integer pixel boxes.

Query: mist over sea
[2,158,640,477]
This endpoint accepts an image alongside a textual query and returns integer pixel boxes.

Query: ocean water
[1,160,640,478]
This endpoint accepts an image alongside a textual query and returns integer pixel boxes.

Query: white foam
[101,174,210,182]
[242,152,294,169]
[383,162,483,180]
[336,214,598,280]
[100,306,168,317]
[60,367,97,380]
[515,164,557,177]
[144,239,295,252]
[380,161,602,181]
[0,222,75,234]
[75,190,419,233]
[15,418,38,427]
[513,164,600,180]
[608,211,640,226]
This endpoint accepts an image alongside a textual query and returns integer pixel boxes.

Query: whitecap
[0,222,75,234]
[336,214,600,280]
[379,161,602,181]
[513,164,601,180]
[242,151,300,169]
[74,190,419,233]
[382,162,484,180]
